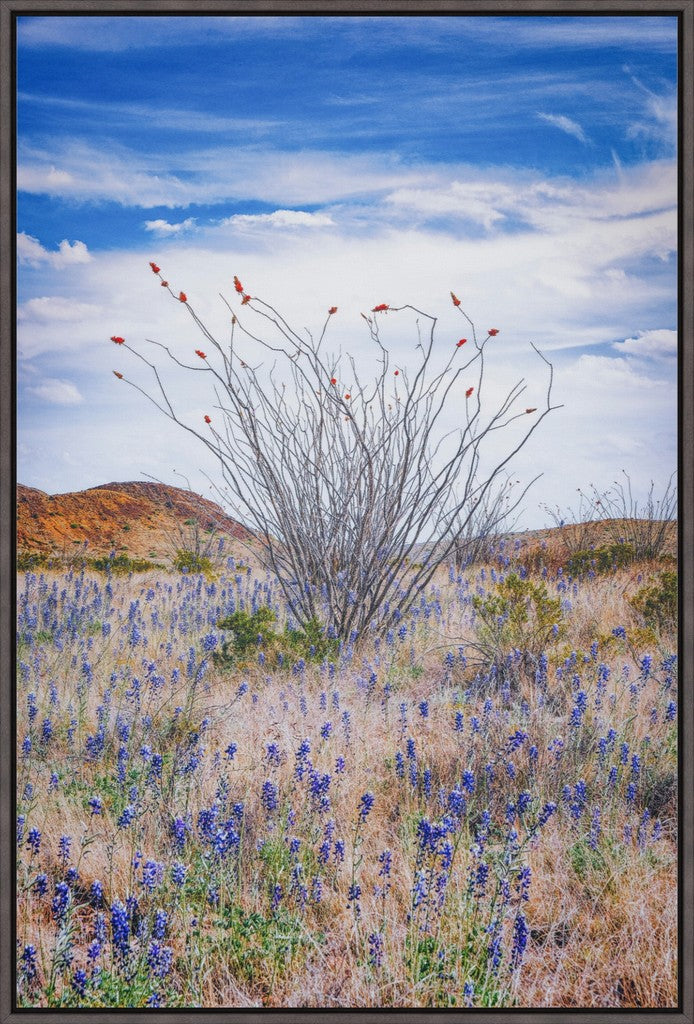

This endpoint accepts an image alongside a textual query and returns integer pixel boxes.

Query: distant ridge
[16,481,252,562]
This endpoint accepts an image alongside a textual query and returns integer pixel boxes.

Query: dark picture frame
[1,2,691,1021]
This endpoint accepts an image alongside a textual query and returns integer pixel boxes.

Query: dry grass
[15,550,678,1008]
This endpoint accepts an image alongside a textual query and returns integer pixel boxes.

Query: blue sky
[16,14,678,528]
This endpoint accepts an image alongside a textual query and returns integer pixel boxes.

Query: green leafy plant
[567,542,635,576]
[471,572,563,673]
[173,548,215,578]
[215,607,337,668]
[630,570,677,631]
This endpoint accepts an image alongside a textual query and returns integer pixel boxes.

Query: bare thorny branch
[110,269,562,641]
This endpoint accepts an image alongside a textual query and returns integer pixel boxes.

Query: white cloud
[144,218,197,236]
[25,378,84,405]
[17,232,92,268]
[18,296,101,323]
[613,328,677,359]
[222,209,335,230]
[537,112,590,145]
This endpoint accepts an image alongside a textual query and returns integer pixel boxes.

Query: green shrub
[630,570,677,631]
[173,549,215,577]
[89,553,159,574]
[215,607,337,669]
[471,572,563,672]
[567,542,635,576]
[16,551,49,571]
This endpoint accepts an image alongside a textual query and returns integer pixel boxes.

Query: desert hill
[16,481,252,565]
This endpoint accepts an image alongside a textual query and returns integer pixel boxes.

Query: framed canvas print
[1,1,692,1019]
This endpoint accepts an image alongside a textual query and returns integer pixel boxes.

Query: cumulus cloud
[222,209,335,230]
[144,218,197,236]
[25,378,84,405]
[537,112,590,145]
[613,328,677,359]
[17,232,92,268]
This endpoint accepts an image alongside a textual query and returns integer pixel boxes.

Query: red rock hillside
[17,481,253,564]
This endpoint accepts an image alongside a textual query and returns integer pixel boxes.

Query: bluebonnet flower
[58,834,71,864]
[90,880,104,907]
[87,939,102,963]
[88,796,103,816]
[49,771,59,791]
[52,880,70,923]
[147,941,173,978]
[368,931,384,967]
[141,859,162,891]
[71,968,88,997]
[26,827,41,856]
[34,873,48,896]
[170,816,188,851]
[320,721,333,740]
[666,700,677,722]
[225,742,238,761]
[266,742,281,765]
[117,804,136,829]
[20,944,38,982]
[418,700,429,719]
[538,802,557,828]
[626,782,637,803]
[334,838,345,862]
[171,862,187,886]
[335,755,345,774]
[262,780,279,813]
[359,792,375,822]
[511,912,529,969]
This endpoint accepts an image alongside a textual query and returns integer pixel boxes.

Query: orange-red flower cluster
[195,350,206,359]
[161,280,168,287]
[330,377,338,385]
[113,371,123,379]
[465,386,474,398]
[451,291,461,307]
[179,292,187,303]
[488,328,499,336]
[149,262,160,274]
[394,370,399,376]
[241,294,251,305]
[328,306,338,315]
[234,276,244,293]
[525,407,537,414]
[111,335,125,345]
[456,338,467,348]
[344,393,351,400]
[372,303,389,312]
[204,415,212,424]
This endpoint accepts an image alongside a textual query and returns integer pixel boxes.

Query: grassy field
[15,542,678,1008]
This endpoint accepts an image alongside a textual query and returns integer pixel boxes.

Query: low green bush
[215,607,337,669]
[567,542,635,576]
[630,570,677,631]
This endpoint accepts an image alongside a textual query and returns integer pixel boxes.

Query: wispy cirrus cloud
[537,112,590,145]
[24,378,84,405]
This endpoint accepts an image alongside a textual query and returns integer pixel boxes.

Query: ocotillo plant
[110,268,561,641]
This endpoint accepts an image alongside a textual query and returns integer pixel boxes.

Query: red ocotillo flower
[465,386,474,398]
[179,292,187,303]
[234,276,244,293]
[394,370,399,376]
[149,262,160,274]
[525,407,537,414]
[204,415,211,424]
[451,291,461,306]
[113,371,123,379]
[195,349,206,359]
[111,336,125,345]
[372,303,389,312]
[344,393,351,400]
[330,377,338,385]
[488,328,499,336]
[161,280,168,287]
[456,338,467,348]
[241,294,251,305]
[328,306,338,315]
